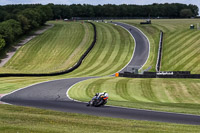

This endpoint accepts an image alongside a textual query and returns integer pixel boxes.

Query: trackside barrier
[0,22,97,77]
[119,71,200,79]
[156,31,163,72]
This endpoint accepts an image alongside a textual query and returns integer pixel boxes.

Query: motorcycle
[87,95,108,107]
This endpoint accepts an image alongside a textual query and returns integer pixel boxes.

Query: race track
[1,22,200,125]
[113,22,149,72]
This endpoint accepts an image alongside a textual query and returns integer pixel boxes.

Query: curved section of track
[1,77,200,125]
[113,22,149,72]
[1,22,200,125]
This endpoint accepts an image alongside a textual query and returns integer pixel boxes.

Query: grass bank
[0,21,93,74]
[69,77,200,115]
[1,104,200,132]
[68,22,134,76]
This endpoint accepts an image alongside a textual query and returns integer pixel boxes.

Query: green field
[69,22,134,76]
[119,19,200,73]
[0,21,93,74]
[1,104,200,133]
[69,77,200,115]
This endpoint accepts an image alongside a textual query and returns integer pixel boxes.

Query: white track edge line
[121,22,151,70]
[1,76,95,100]
[66,80,200,117]
[66,80,88,103]
[110,23,137,75]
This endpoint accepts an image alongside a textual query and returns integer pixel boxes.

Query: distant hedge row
[48,3,198,19]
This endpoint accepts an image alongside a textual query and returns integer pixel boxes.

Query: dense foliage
[0,3,199,55]
[0,4,53,55]
[48,3,198,19]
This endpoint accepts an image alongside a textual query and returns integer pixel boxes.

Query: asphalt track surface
[1,22,200,125]
[113,22,149,72]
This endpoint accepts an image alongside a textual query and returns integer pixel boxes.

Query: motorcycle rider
[99,91,109,105]
[87,91,108,106]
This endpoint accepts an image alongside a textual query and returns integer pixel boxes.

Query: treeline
[0,4,53,52]
[0,3,199,53]
[48,3,198,19]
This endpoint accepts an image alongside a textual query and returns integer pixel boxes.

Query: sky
[0,0,199,14]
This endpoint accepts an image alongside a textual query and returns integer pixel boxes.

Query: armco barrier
[156,31,163,72]
[0,22,97,77]
[119,72,200,79]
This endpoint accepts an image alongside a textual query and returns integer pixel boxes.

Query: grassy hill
[69,22,134,76]
[0,21,93,74]
[157,19,200,73]
[119,19,200,73]
[69,77,200,115]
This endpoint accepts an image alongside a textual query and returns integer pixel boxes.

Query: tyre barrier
[156,31,163,72]
[0,22,97,77]
[119,71,200,79]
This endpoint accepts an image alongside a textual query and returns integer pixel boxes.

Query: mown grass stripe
[1,22,91,74]
[150,79,170,102]
[162,33,200,71]
[78,24,116,76]
[179,82,197,103]
[140,79,159,102]
[166,31,200,60]
[164,30,197,56]
[162,34,200,70]
[186,58,200,73]
[67,22,133,77]
[115,79,138,102]
[173,47,200,71]
[91,24,128,75]
[164,30,186,42]
[70,23,109,76]
[171,39,200,68]
[162,81,176,103]
[126,79,151,102]
[152,23,170,32]
[164,30,194,53]
[183,82,200,103]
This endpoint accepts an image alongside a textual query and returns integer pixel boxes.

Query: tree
[188,4,199,16]
[20,8,40,29]
[0,19,22,44]
[17,14,30,32]
[0,35,5,50]
[180,9,194,18]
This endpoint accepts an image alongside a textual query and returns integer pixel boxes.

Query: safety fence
[156,30,163,72]
[0,22,97,77]
[119,71,200,79]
